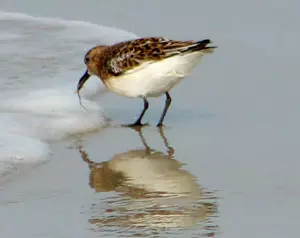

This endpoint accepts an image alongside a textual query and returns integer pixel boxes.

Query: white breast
[104,51,205,98]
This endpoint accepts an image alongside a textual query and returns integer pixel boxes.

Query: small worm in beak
[76,89,87,110]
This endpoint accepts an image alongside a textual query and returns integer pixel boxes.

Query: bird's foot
[156,122,164,127]
[122,121,149,128]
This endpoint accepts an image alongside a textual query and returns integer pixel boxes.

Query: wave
[0,11,138,179]
[0,11,137,43]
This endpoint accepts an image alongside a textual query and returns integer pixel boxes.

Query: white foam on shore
[0,11,138,177]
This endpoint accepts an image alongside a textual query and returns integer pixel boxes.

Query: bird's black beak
[77,70,90,92]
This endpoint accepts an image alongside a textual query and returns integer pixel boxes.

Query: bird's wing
[104,37,216,76]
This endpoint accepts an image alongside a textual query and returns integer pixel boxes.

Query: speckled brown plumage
[77,36,216,127]
[83,37,216,81]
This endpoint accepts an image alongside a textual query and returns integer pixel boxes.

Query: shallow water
[1,0,300,237]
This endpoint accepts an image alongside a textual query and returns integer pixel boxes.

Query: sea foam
[0,11,137,177]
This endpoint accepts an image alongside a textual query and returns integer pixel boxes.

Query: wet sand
[1,114,300,237]
[1,124,220,237]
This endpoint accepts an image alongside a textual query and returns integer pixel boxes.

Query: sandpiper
[77,37,216,127]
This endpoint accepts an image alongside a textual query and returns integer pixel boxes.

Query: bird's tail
[186,39,217,54]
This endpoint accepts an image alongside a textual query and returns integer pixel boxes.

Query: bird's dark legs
[123,92,171,128]
[125,97,149,127]
[157,92,172,127]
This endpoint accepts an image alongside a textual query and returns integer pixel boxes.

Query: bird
[76,37,216,127]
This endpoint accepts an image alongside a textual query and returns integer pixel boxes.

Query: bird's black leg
[125,97,149,127]
[157,92,172,127]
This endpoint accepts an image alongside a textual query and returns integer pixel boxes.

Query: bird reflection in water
[78,128,218,236]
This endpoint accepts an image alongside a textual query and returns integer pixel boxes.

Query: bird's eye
[84,56,90,64]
